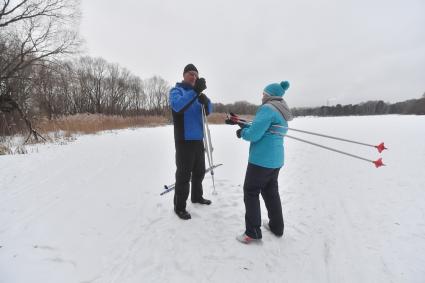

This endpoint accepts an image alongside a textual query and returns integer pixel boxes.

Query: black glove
[225,112,239,125]
[236,128,242,138]
[198,93,209,106]
[225,118,237,125]
[193,77,207,94]
[226,113,246,128]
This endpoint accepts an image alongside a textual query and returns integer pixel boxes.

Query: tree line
[212,96,425,117]
[212,101,258,115]
[291,97,425,117]
[8,56,171,118]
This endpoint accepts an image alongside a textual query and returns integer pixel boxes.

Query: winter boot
[263,220,283,237]
[263,220,271,232]
[175,208,191,220]
[191,197,212,205]
[236,233,261,244]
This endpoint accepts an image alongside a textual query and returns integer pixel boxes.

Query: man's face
[183,71,198,86]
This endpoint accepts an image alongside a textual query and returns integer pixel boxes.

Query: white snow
[1,115,424,283]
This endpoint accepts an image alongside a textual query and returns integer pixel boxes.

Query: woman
[233,81,292,244]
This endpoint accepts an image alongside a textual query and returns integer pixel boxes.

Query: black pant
[174,141,206,211]
[243,163,284,239]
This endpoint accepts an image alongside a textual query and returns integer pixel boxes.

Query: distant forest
[213,95,425,116]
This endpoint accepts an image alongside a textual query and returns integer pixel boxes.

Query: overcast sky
[80,0,425,107]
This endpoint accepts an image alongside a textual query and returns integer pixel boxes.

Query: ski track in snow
[1,116,425,283]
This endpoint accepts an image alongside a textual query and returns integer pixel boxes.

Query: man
[230,81,292,244]
[169,64,213,220]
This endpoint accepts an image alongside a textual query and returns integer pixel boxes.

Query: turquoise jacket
[240,105,288,169]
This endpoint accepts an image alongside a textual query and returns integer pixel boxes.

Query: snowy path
[1,115,425,283]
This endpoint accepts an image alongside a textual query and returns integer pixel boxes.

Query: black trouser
[243,163,284,239]
[174,141,206,211]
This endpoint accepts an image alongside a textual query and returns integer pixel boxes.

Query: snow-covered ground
[1,115,424,283]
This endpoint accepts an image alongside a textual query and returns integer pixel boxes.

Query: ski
[160,163,223,196]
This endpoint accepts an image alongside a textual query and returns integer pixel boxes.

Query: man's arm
[169,87,198,114]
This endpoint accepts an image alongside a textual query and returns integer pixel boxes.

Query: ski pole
[227,114,385,168]
[227,113,387,153]
[202,106,217,194]
[271,131,385,168]
[272,125,386,153]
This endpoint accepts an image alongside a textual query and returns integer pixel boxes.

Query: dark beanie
[183,64,198,74]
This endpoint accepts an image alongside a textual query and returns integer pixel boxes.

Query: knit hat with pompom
[263,81,290,97]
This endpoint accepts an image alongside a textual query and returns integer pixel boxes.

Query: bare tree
[145,76,170,115]
[0,0,80,80]
[0,0,78,27]
[0,0,80,141]
[104,63,130,115]
[127,75,146,115]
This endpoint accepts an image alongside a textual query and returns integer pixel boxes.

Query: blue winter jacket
[169,82,213,141]
[241,105,288,168]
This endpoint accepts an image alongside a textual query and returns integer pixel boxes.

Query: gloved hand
[198,93,209,106]
[193,77,207,94]
[236,128,242,138]
[226,113,246,128]
[225,118,237,125]
[225,112,239,125]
